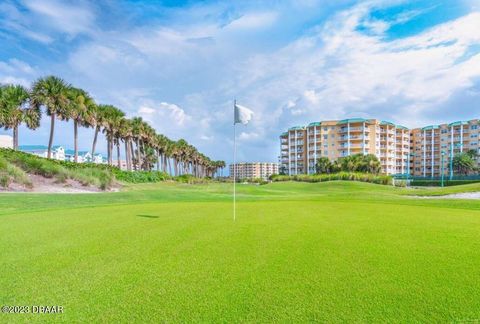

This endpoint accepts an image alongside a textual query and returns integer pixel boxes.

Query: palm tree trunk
[125,140,130,171]
[130,140,137,171]
[136,140,142,170]
[156,151,160,171]
[48,113,55,159]
[107,138,110,165]
[92,125,99,156]
[74,120,78,163]
[108,138,113,165]
[13,125,18,150]
[116,139,121,169]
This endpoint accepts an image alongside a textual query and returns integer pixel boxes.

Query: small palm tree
[30,76,71,158]
[0,84,41,149]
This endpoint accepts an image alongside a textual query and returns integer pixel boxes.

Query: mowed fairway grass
[1,181,480,322]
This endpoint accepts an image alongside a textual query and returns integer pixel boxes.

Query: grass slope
[1,181,480,322]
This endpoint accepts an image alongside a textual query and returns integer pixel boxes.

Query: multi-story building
[280,118,410,175]
[411,119,480,177]
[230,162,279,180]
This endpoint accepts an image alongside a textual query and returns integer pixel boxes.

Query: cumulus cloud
[0,59,37,86]
[136,100,192,140]
[0,0,96,44]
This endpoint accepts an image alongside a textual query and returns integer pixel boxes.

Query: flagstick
[233,100,236,222]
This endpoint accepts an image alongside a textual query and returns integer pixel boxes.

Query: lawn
[1,181,480,322]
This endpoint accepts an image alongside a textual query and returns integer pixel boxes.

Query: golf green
[1,181,480,322]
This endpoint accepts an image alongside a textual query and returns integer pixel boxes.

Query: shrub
[0,155,32,188]
[270,172,392,185]
[114,169,170,183]
[174,174,210,184]
[0,172,11,188]
[410,179,480,187]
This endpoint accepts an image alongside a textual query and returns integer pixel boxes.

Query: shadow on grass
[137,214,160,219]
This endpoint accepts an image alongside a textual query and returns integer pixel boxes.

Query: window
[323,127,328,131]
[471,125,478,130]
[471,134,478,138]
[323,135,328,140]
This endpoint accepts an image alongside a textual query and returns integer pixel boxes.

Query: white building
[0,135,13,149]
[230,162,279,180]
[65,150,104,164]
[19,145,65,161]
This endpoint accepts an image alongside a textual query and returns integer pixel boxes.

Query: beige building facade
[230,162,279,180]
[410,120,480,177]
[280,118,410,175]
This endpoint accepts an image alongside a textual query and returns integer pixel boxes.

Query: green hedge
[114,169,170,183]
[270,172,392,185]
[410,179,480,187]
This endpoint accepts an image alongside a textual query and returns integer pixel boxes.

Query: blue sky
[1,0,480,164]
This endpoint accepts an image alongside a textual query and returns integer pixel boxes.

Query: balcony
[339,127,370,133]
[339,135,366,141]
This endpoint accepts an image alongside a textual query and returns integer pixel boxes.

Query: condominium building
[280,118,410,175]
[411,120,480,177]
[230,162,279,180]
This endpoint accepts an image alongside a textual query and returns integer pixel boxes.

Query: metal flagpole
[233,100,237,221]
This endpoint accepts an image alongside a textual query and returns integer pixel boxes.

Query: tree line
[0,76,225,177]
[314,154,382,174]
[286,152,479,176]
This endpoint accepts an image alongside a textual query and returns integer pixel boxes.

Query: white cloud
[225,12,278,30]
[21,0,95,36]
[137,100,191,130]
[239,132,259,141]
[0,59,36,86]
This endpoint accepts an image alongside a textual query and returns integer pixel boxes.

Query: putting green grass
[1,181,480,322]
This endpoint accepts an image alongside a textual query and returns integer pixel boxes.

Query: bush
[0,172,11,188]
[174,174,210,184]
[114,169,170,183]
[410,179,480,187]
[0,155,32,188]
[270,172,392,185]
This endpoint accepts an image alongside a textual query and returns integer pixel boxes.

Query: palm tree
[30,76,71,158]
[118,118,133,171]
[315,157,333,174]
[102,105,125,166]
[68,87,96,162]
[91,104,108,157]
[0,84,41,149]
[131,117,145,170]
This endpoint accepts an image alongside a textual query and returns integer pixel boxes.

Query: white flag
[234,104,253,125]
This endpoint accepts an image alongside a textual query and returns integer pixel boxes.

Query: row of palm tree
[0,76,225,177]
